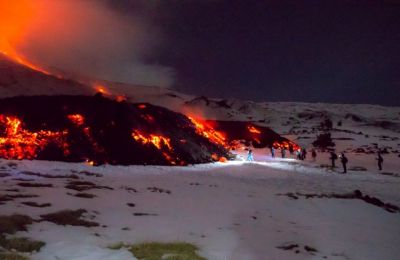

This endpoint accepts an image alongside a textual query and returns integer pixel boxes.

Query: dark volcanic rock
[0,95,230,165]
[313,133,335,148]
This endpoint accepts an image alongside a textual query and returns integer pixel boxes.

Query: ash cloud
[16,0,173,87]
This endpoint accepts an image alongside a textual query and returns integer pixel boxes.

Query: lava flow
[0,114,69,160]
[67,113,106,159]
[188,117,227,147]
[248,125,261,134]
[132,130,172,151]
[132,130,176,164]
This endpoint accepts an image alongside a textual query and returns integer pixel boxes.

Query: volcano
[0,54,298,165]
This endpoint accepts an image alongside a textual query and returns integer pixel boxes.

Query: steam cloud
[15,0,173,87]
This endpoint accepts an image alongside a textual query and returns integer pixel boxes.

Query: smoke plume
[0,0,173,87]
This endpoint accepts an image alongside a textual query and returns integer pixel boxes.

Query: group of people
[329,151,348,173]
[246,145,385,173]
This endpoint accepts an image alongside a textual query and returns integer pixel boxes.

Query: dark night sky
[111,0,400,106]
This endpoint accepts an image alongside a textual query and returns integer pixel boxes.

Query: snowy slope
[120,88,400,156]
[0,157,399,260]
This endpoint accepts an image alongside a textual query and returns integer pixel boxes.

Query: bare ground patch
[147,187,171,194]
[0,236,45,253]
[0,194,39,206]
[67,192,97,199]
[16,183,53,188]
[40,209,99,227]
[0,215,34,235]
[20,171,79,180]
[278,190,400,213]
[21,202,51,208]
[65,181,113,192]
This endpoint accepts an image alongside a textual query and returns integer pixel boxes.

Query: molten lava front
[132,130,172,151]
[132,130,176,164]
[188,117,227,147]
[0,115,68,160]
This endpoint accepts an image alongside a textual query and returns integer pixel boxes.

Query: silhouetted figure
[301,148,307,160]
[296,149,301,160]
[330,152,338,168]
[281,148,286,158]
[376,152,384,171]
[270,147,275,158]
[311,149,317,161]
[247,148,254,161]
[340,153,348,173]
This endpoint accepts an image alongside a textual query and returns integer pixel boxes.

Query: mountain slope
[0,54,92,97]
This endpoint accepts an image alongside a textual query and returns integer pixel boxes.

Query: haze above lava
[0,0,172,87]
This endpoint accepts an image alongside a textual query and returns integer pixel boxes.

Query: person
[301,148,307,160]
[296,149,301,160]
[329,151,338,168]
[376,152,384,170]
[270,146,275,158]
[247,148,254,161]
[281,148,286,158]
[340,152,348,173]
[311,149,317,161]
[298,148,303,160]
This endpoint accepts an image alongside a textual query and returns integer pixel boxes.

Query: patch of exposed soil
[21,202,51,208]
[278,190,400,213]
[40,209,99,227]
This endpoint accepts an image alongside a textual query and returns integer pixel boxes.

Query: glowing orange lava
[0,114,69,160]
[132,130,176,164]
[132,130,172,151]
[94,85,110,95]
[273,141,300,150]
[188,117,226,147]
[248,125,261,134]
[67,114,85,127]
[67,114,105,157]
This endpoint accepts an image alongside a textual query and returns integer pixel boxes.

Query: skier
[281,147,286,158]
[247,148,254,162]
[311,149,317,161]
[270,146,275,158]
[340,152,348,173]
[329,151,338,168]
[376,152,384,171]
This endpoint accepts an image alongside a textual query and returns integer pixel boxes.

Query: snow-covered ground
[1,149,399,260]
